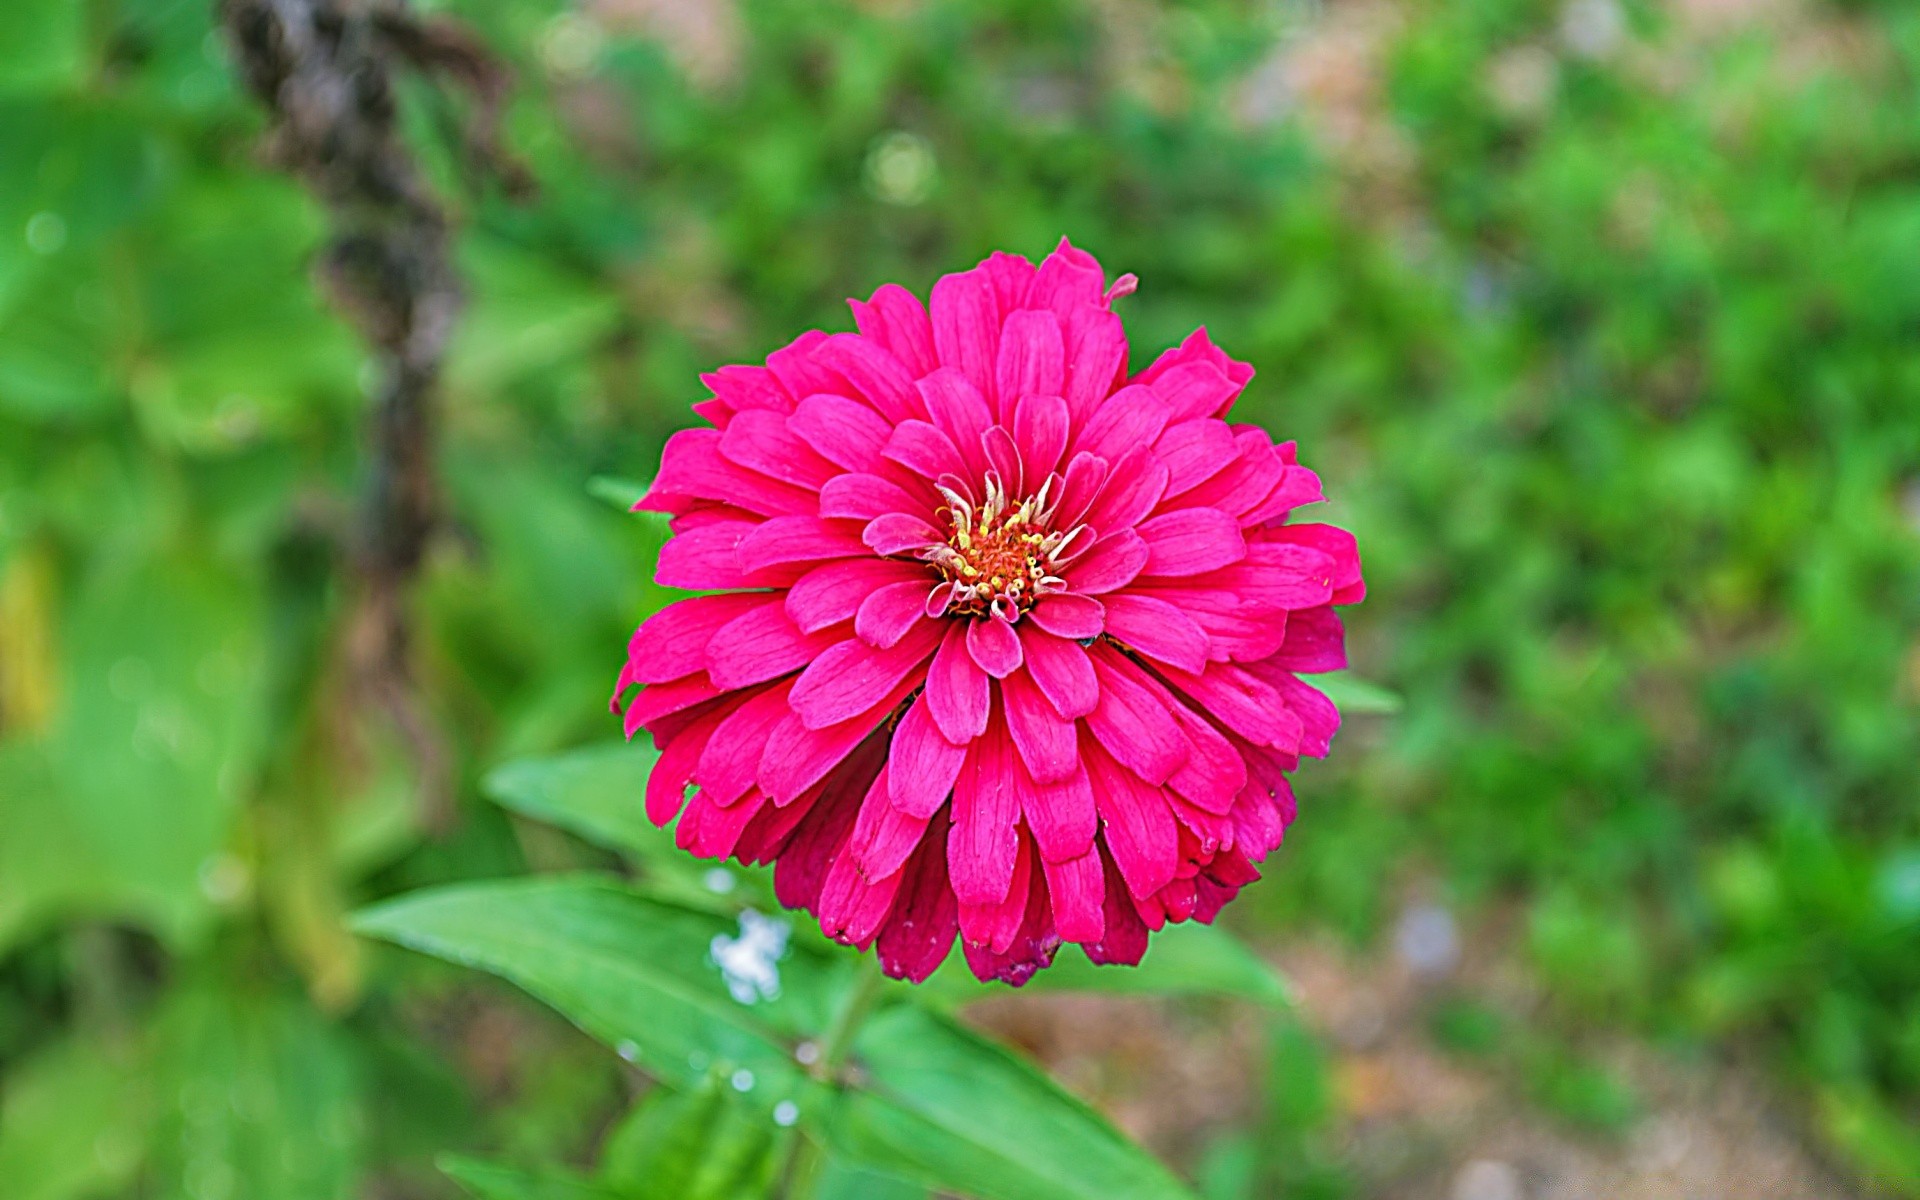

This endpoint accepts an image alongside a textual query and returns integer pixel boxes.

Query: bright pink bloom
[612,241,1363,985]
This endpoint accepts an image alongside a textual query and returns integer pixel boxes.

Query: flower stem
[774,959,888,1200]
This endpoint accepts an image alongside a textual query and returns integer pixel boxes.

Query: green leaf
[922,923,1291,1008]
[353,876,830,1113]
[587,475,652,512]
[814,1159,928,1200]
[600,1079,777,1200]
[484,742,667,860]
[1304,673,1402,715]
[0,1035,153,1200]
[148,981,366,1200]
[441,1156,621,1200]
[0,3,88,96]
[832,1004,1200,1200]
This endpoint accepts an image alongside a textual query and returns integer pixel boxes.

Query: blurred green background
[3,0,1918,1196]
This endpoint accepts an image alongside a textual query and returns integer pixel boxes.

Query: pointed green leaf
[353,877,831,1116]
[483,743,666,860]
[1304,673,1402,715]
[441,1156,620,1200]
[600,1079,777,1200]
[831,1004,1200,1200]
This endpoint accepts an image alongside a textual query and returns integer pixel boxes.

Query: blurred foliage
[2,0,1918,1196]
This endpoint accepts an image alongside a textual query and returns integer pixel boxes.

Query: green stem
[774,959,889,1200]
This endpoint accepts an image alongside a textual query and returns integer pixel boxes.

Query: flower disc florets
[611,240,1364,986]
[923,475,1080,622]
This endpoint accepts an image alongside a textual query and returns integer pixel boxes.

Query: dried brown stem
[219,0,524,830]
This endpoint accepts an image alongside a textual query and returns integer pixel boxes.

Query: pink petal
[765,330,846,404]
[654,520,758,590]
[851,282,937,378]
[1027,593,1105,640]
[1080,446,1169,534]
[1265,670,1341,758]
[1103,593,1210,673]
[930,267,1000,403]
[1182,429,1288,517]
[785,558,925,633]
[1001,669,1078,784]
[694,681,796,805]
[651,427,817,517]
[1069,529,1149,595]
[622,673,725,736]
[676,788,770,860]
[1085,645,1190,784]
[1073,384,1171,466]
[623,592,770,685]
[856,580,936,649]
[706,603,840,690]
[790,393,894,472]
[1021,754,1096,863]
[966,615,1023,679]
[1013,393,1070,482]
[1085,744,1180,899]
[759,682,912,805]
[863,512,943,556]
[788,620,943,730]
[719,410,837,490]
[851,763,933,880]
[1136,507,1246,577]
[817,843,907,948]
[772,750,872,910]
[1165,705,1247,815]
[1062,308,1127,423]
[1159,661,1300,754]
[700,364,792,416]
[948,719,1021,906]
[819,472,925,521]
[981,426,1023,496]
[994,310,1065,422]
[883,419,969,482]
[1084,850,1150,965]
[1057,450,1110,527]
[736,515,868,574]
[645,726,705,825]
[926,621,990,742]
[1154,419,1237,498]
[812,331,920,424]
[1042,845,1106,943]
[1262,523,1364,604]
[958,829,1033,952]
[1147,359,1238,423]
[1273,606,1347,673]
[1017,626,1099,719]
[888,695,967,818]
[1028,238,1107,315]
[876,824,960,982]
[917,368,994,480]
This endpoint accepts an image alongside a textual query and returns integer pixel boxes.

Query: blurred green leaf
[0,1034,153,1200]
[353,876,828,1111]
[442,1156,621,1200]
[148,981,365,1200]
[484,742,666,860]
[0,4,88,97]
[587,475,652,512]
[833,1003,1201,1200]
[599,1078,777,1200]
[1304,674,1402,716]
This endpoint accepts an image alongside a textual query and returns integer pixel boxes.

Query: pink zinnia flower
[612,241,1363,985]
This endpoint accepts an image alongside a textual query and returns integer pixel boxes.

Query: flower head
[613,241,1363,985]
